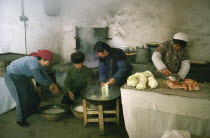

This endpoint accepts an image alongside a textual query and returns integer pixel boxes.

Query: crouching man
[61,52,93,106]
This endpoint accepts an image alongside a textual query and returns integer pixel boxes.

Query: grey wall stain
[1,0,210,62]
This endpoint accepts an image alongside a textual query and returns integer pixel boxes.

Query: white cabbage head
[127,75,138,87]
[148,76,158,89]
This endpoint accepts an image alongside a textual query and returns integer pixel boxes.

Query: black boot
[16,119,30,127]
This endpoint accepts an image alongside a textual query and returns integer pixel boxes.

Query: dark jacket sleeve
[111,48,129,80]
[40,67,54,83]
[113,60,128,80]
[31,68,52,87]
[99,62,107,82]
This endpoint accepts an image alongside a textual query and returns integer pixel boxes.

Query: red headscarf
[29,50,53,62]
[29,52,39,57]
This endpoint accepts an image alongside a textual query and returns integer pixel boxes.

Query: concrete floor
[0,94,128,138]
[2,90,208,138]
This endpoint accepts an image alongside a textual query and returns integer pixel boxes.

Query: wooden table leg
[98,104,104,135]
[83,99,87,127]
[116,98,120,126]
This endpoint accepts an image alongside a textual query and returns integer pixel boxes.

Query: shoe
[16,119,30,127]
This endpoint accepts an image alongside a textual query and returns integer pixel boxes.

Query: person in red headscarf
[4,49,60,127]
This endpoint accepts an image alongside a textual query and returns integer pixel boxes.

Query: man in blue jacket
[94,41,132,87]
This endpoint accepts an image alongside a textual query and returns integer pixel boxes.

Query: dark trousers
[4,72,39,121]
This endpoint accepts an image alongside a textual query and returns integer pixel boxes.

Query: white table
[121,80,210,138]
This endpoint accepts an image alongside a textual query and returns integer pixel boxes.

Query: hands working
[162,68,171,76]
[68,91,74,99]
[101,78,116,87]
[108,78,116,85]
[49,84,60,95]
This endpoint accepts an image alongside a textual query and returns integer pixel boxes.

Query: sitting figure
[61,52,93,106]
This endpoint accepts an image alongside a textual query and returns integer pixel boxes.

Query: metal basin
[39,104,69,121]
[81,85,120,105]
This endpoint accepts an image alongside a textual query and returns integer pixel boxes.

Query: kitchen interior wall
[0,0,25,53]
[0,0,210,63]
[0,0,64,61]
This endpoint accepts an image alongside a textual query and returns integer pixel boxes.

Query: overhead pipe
[19,0,28,54]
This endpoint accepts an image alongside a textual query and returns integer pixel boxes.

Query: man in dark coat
[94,41,132,87]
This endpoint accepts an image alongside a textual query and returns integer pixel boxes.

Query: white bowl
[117,46,129,52]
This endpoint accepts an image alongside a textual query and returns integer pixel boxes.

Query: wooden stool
[83,98,120,135]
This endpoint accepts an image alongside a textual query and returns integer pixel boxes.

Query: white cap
[173,32,188,42]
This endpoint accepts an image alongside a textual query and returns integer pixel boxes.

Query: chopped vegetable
[127,70,158,90]
[136,74,147,90]
[127,75,138,87]
[148,76,158,89]
[141,71,153,78]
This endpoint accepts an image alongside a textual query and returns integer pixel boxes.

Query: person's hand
[68,91,74,99]
[101,82,105,87]
[49,84,60,95]
[108,78,116,85]
[49,84,54,92]
[52,84,60,94]
[162,68,171,76]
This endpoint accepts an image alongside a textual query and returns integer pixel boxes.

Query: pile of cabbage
[127,71,158,90]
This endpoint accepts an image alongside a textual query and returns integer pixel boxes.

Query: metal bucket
[148,47,156,63]
[146,42,160,64]
[135,46,149,64]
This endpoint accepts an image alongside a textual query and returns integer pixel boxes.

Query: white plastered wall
[0,0,210,63]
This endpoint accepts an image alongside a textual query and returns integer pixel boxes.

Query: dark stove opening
[75,26,109,68]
